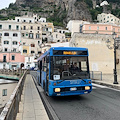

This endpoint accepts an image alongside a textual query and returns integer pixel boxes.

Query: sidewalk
[92,78,120,90]
[16,74,49,120]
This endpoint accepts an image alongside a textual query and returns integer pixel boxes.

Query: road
[31,71,120,120]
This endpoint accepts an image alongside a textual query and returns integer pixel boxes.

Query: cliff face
[15,0,92,24]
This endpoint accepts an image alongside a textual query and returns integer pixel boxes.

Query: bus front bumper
[49,85,92,96]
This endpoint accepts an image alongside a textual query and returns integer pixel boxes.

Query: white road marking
[92,83,108,88]
[92,87,96,89]
[92,83,120,92]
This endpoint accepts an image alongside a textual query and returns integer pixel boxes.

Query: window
[56,34,58,38]
[13,41,18,45]
[31,26,33,30]
[12,55,15,60]
[29,33,34,39]
[23,26,26,30]
[3,55,6,62]
[31,44,35,47]
[9,25,11,30]
[38,51,41,54]
[0,33,2,37]
[0,25,2,29]
[23,20,26,22]
[106,27,107,30]
[97,26,99,30]
[4,41,9,44]
[16,25,19,30]
[23,49,27,53]
[26,33,28,36]
[4,33,9,36]
[36,34,40,39]
[46,28,48,31]
[13,33,18,37]
[111,19,113,21]
[22,33,24,37]
[23,42,26,45]
[38,27,40,30]
[31,51,35,53]
[2,89,7,96]
[38,41,40,44]
[4,48,7,52]
[17,19,19,22]
[89,26,91,30]
[13,48,16,52]
[29,20,31,23]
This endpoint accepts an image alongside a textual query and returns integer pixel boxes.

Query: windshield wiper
[78,77,86,83]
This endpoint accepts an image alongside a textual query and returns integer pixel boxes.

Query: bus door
[46,56,49,92]
[40,61,42,84]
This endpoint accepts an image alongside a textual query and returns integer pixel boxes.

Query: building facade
[0,52,25,69]
[0,21,21,52]
[97,13,120,25]
[82,23,120,37]
[0,80,17,109]
[66,20,90,35]
[70,33,120,80]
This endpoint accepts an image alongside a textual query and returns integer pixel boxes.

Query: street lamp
[112,32,118,84]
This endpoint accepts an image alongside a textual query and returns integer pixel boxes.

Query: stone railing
[0,70,28,120]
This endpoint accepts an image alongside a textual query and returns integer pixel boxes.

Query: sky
[0,0,16,10]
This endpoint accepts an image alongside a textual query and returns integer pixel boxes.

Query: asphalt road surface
[31,71,120,120]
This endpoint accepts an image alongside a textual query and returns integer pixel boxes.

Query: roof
[0,79,18,84]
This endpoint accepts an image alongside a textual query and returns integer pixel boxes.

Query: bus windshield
[50,56,90,80]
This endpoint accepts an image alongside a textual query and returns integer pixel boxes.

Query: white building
[40,42,69,53]
[15,14,41,23]
[66,20,90,35]
[51,32,66,42]
[24,56,37,69]
[0,79,17,108]
[97,13,120,25]
[0,21,21,52]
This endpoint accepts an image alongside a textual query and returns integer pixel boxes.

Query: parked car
[34,68,38,71]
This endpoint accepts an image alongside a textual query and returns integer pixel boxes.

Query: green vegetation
[90,7,103,20]
[65,32,71,37]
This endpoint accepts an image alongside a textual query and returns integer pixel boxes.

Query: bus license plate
[70,87,77,91]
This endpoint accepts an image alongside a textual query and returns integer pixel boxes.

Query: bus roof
[37,47,88,61]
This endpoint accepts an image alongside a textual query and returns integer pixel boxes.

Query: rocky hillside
[0,0,120,26]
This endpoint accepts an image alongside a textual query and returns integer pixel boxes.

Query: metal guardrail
[0,70,28,120]
[90,71,102,80]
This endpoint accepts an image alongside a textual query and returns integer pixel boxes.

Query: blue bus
[37,47,92,96]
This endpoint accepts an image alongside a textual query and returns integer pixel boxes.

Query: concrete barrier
[0,70,28,120]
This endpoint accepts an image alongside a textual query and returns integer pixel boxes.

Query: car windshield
[50,56,90,80]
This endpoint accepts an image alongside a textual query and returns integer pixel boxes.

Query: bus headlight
[85,86,90,90]
[55,88,61,92]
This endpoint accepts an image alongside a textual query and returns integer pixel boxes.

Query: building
[66,20,90,35]
[97,13,120,25]
[0,21,21,52]
[82,23,120,37]
[0,79,17,109]
[24,56,38,69]
[20,22,42,55]
[0,52,25,69]
[70,33,120,80]
[40,42,69,53]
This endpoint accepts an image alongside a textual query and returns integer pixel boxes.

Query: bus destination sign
[53,50,88,55]
[63,51,77,55]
